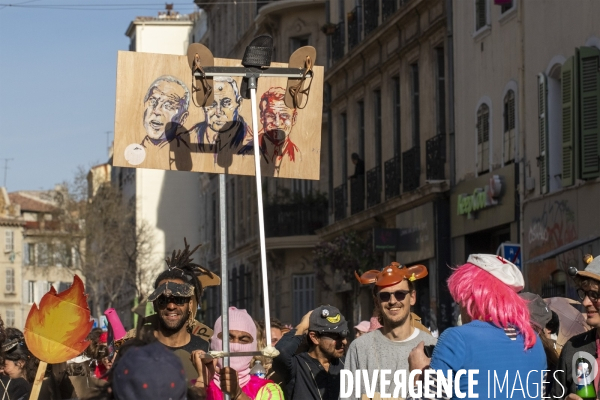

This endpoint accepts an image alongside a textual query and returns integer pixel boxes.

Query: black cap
[309,305,348,337]
[519,292,551,329]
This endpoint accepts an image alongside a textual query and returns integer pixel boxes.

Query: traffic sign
[497,243,522,270]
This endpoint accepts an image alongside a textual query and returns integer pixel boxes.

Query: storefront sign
[457,175,503,218]
[450,164,516,238]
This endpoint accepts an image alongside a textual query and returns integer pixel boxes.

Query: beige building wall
[0,221,24,329]
[1,189,85,330]
[321,0,452,329]
[453,0,600,293]
[522,0,600,198]
[453,0,520,182]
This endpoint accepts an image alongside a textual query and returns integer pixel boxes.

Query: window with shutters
[374,89,382,168]
[544,63,564,194]
[5,310,14,327]
[561,56,577,187]
[23,242,34,266]
[25,280,35,304]
[37,243,49,267]
[475,0,489,32]
[5,268,14,293]
[4,231,13,253]
[410,63,420,148]
[504,90,516,164]
[579,46,600,180]
[292,274,315,325]
[435,47,446,136]
[392,76,401,157]
[477,104,490,174]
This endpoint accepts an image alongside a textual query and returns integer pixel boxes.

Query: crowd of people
[3,239,600,400]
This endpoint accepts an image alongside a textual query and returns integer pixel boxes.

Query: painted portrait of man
[250,87,300,175]
[195,76,251,162]
[141,75,190,147]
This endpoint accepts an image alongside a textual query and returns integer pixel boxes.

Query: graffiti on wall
[527,199,577,257]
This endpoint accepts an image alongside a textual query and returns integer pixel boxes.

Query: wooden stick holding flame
[24,275,93,400]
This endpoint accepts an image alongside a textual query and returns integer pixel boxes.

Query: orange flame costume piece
[24,275,93,364]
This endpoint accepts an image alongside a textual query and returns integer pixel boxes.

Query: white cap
[467,254,524,292]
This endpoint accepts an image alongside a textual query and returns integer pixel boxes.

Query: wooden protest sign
[113,51,324,180]
[24,275,93,400]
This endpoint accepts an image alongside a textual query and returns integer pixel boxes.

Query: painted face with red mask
[260,96,297,146]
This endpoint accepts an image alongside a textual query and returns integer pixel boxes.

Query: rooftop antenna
[104,131,113,155]
[1,158,13,188]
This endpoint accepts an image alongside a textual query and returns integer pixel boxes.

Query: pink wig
[448,263,536,350]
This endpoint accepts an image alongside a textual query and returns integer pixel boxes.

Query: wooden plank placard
[113,51,323,180]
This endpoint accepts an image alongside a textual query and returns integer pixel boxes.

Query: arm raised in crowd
[272,310,312,384]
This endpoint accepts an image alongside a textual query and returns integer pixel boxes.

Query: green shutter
[562,55,576,187]
[538,73,549,194]
[578,46,600,179]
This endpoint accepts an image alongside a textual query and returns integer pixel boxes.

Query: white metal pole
[250,87,272,347]
[219,174,230,400]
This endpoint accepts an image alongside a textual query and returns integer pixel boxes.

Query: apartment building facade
[453,0,600,298]
[0,189,82,329]
[322,0,453,331]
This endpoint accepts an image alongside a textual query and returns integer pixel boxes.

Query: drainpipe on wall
[446,0,455,189]
[517,0,526,287]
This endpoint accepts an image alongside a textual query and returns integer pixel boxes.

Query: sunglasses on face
[156,296,190,308]
[378,290,410,303]
[577,288,600,302]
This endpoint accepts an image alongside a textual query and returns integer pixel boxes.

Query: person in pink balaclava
[191,307,283,400]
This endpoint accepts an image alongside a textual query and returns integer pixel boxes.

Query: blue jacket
[429,320,547,399]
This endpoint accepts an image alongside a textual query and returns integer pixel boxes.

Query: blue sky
[0,1,199,191]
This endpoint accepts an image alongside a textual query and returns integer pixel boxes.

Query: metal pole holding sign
[249,80,273,347]
[219,174,230,400]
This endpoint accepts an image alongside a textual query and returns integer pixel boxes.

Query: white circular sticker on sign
[124,144,146,165]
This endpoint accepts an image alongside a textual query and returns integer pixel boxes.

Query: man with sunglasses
[272,305,349,400]
[148,278,209,354]
[345,263,437,399]
[553,254,600,400]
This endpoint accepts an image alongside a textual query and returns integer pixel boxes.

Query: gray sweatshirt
[343,328,437,400]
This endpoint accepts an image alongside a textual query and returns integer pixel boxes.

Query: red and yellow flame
[24,275,93,364]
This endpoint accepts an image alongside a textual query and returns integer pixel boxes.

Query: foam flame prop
[24,275,93,364]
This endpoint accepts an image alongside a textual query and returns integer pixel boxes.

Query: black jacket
[552,329,597,399]
[273,329,344,400]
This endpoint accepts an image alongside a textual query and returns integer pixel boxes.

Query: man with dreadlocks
[147,239,218,356]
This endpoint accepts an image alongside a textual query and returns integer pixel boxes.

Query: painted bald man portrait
[195,76,252,162]
[141,75,190,147]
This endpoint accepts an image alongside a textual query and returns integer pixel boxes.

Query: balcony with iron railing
[349,175,365,215]
[402,146,420,192]
[384,155,401,200]
[331,21,345,62]
[366,166,382,208]
[334,183,347,221]
[347,6,361,50]
[426,134,446,181]
[265,198,328,237]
